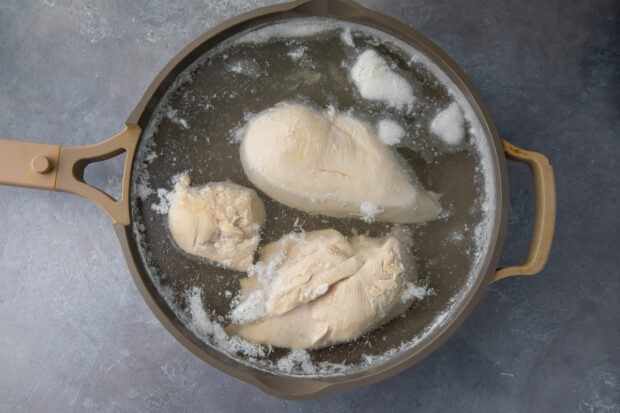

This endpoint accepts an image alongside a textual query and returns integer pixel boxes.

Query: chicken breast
[239,103,441,224]
[168,175,266,272]
[227,229,417,349]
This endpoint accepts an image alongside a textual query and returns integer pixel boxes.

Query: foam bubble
[227,59,263,78]
[359,202,384,222]
[350,49,415,109]
[229,290,265,324]
[377,119,406,145]
[150,188,173,214]
[165,106,190,129]
[430,102,465,145]
[276,349,316,374]
[341,27,354,47]
[235,20,338,44]
[188,287,266,359]
[401,282,435,303]
[287,46,307,61]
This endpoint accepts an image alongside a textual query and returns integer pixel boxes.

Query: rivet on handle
[31,155,52,174]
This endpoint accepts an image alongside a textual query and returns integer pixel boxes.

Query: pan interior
[130,17,497,377]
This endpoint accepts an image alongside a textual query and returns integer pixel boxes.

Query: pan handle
[0,125,141,225]
[492,140,556,282]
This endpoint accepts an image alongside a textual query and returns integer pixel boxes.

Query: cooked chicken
[239,103,441,224]
[167,175,266,271]
[227,229,417,349]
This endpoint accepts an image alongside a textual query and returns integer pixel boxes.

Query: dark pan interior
[127,16,495,376]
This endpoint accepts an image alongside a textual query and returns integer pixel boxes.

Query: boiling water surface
[130,18,496,376]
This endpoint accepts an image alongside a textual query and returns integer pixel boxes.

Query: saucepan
[0,0,555,399]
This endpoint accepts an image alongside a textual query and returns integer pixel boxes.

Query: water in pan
[130,17,496,376]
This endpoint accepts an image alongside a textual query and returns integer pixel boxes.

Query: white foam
[149,170,189,215]
[287,46,307,61]
[377,119,406,145]
[340,27,354,47]
[189,287,213,332]
[350,49,415,109]
[401,282,434,303]
[229,290,265,324]
[150,188,173,214]
[229,111,256,144]
[227,59,263,78]
[430,102,465,145]
[324,104,337,117]
[135,181,153,201]
[276,349,316,374]
[165,106,189,129]
[247,242,287,288]
[145,152,158,163]
[188,287,265,358]
[359,202,384,222]
[235,20,337,44]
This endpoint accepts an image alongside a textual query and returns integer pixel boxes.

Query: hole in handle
[497,158,534,270]
[82,151,127,202]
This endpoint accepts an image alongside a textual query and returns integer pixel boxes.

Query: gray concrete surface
[0,0,618,412]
